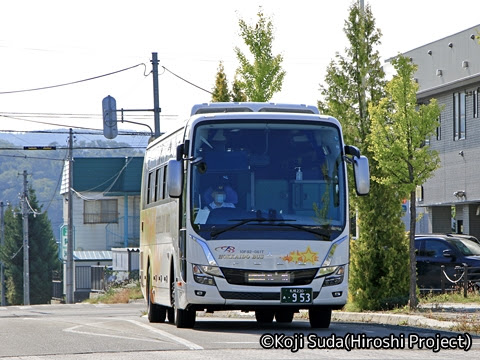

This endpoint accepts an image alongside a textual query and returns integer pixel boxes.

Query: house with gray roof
[60,157,143,300]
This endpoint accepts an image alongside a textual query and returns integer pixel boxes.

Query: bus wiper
[210,218,296,238]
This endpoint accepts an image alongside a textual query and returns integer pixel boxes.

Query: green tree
[369,55,441,309]
[231,74,247,102]
[234,9,286,101]
[318,3,409,310]
[0,187,61,305]
[1,204,23,305]
[211,62,231,102]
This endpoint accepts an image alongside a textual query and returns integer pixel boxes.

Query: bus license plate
[281,288,312,303]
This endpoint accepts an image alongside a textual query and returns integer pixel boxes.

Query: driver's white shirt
[207,202,235,209]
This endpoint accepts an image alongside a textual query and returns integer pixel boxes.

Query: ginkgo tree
[211,62,231,102]
[368,55,442,309]
[319,3,408,311]
[234,9,285,102]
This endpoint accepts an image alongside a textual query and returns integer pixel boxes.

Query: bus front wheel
[309,307,332,328]
[170,275,195,328]
[275,310,294,323]
[255,310,274,323]
[176,308,196,328]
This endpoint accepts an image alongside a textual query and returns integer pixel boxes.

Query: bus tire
[169,272,176,324]
[255,310,274,323]
[309,307,332,328]
[147,266,166,323]
[275,310,294,323]
[167,307,175,323]
[176,308,196,328]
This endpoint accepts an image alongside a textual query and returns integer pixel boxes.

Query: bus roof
[190,102,319,116]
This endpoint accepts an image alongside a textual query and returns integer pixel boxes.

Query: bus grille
[219,291,320,301]
[220,267,318,286]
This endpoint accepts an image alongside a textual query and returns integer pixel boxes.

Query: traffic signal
[102,95,118,139]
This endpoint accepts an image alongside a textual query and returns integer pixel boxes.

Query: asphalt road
[0,302,478,359]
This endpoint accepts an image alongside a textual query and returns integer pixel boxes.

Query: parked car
[415,234,480,291]
[444,233,480,245]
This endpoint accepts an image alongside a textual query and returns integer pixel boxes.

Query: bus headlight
[323,265,345,287]
[317,266,337,277]
[192,264,223,286]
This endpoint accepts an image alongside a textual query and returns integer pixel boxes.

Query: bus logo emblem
[215,246,236,253]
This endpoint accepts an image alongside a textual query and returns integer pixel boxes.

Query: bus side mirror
[167,159,184,198]
[353,155,370,196]
[176,140,190,161]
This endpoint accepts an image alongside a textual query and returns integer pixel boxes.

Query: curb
[332,311,457,330]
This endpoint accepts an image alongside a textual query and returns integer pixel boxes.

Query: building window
[474,88,479,119]
[453,92,466,140]
[416,185,423,202]
[436,114,441,140]
[84,199,118,224]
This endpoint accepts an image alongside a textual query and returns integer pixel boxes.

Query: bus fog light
[332,291,343,297]
[195,290,206,296]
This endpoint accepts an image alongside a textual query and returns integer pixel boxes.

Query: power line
[0,154,67,161]
[162,66,213,95]
[0,112,177,133]
[0,129,152,136]
[0,111,179,119]
[0,63,147,95]
[0,114,104,131]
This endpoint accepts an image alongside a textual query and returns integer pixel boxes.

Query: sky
[1,0,480,142]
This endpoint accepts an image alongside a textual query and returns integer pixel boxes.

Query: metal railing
[440,264,480,297]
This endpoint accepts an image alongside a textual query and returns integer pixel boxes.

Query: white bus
[140,102,369,328]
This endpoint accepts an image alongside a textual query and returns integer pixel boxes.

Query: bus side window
[158,166,165,200]
[154,168,160,202]
[150,170,157,204]
[163,164,168,199]
[147,171,153,205]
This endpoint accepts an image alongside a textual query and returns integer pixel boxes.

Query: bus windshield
[190,121,346,240]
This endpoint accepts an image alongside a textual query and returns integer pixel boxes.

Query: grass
[419,291,480,304]
[84,281,143,304]
[342,291,480,334]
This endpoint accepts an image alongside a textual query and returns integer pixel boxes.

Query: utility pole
[151,52,161,137]
[1,201,6,306]
[66,128,74,304]
[21,170,30,305]
[102,52,161,140]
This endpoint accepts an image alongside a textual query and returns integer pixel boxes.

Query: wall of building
[429,206,452,233]
[400,25,480,238]
[68,192,136,251]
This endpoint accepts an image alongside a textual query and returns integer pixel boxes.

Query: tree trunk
[409,190,417,309]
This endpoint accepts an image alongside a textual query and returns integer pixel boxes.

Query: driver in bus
[205,185,236,209]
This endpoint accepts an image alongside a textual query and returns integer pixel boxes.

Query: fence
[52,271,63,301]
[440,264,480,297]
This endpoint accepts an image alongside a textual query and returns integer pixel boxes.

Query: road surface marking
[127,319,204,350]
